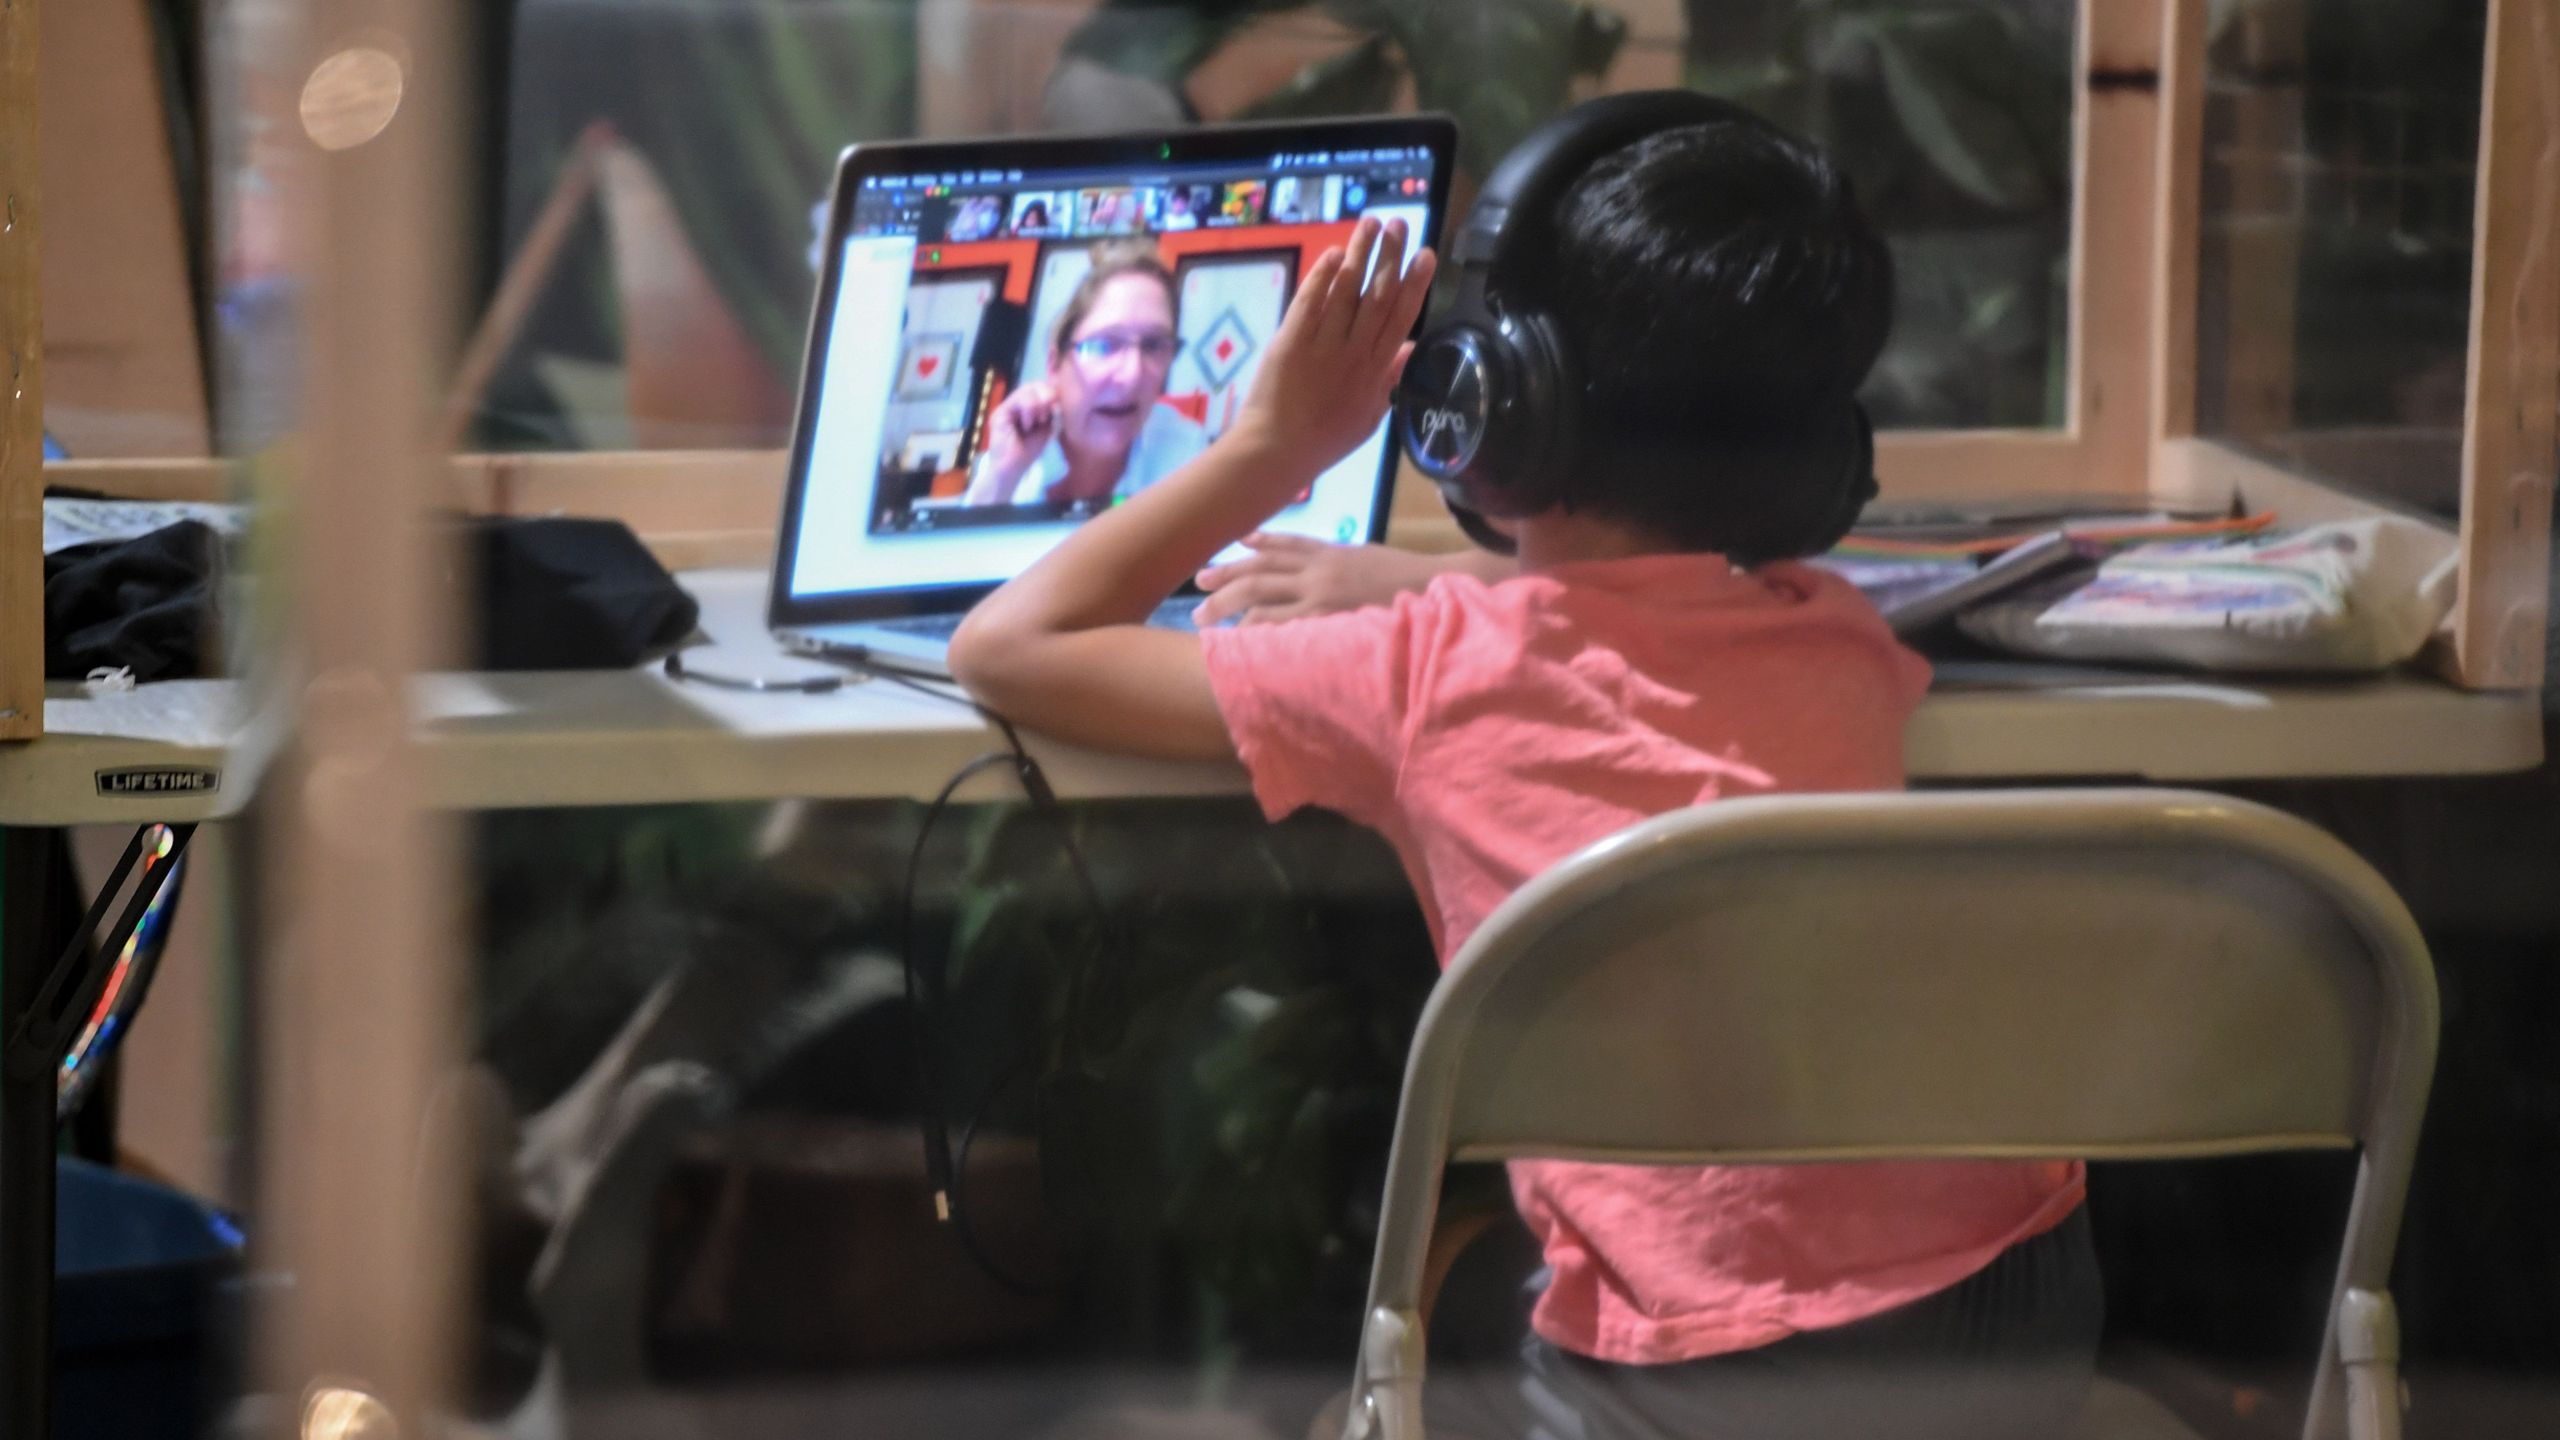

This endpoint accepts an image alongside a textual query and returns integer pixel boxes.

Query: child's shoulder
[1379,550,1903,651]
[1752,557,1900,620]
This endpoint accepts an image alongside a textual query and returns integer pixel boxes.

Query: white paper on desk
[44,499,247,555]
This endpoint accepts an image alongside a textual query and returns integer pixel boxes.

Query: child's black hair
[1547,119,1894,564]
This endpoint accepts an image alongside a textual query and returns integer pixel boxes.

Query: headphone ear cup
[1402,308,1581,523]
[1511,312,1581,517]
[1448,309,1577,520]
[1400,319,1511,519]
[1802,403,1879,556]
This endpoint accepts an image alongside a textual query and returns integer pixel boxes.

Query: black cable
[900,752,1020,1223]
[981,711,1131,1063]
[898,754,1072,1297]
[844,644,1129,1293]
[661,651,851,694]
[841,648,1121,1046]
[949,1051,1052,1297]
[832,648,975,707]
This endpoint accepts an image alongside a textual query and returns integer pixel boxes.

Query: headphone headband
[1458,90,1776,290]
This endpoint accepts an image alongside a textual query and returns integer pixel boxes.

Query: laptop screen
[775,121,1451,617]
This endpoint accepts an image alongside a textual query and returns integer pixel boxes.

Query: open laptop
[768,115,1457,672]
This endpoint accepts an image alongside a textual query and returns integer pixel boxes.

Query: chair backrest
[1361,789,2437,1439]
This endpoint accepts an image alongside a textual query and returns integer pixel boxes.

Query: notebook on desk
[765,116,1457,673]
[1821,509,2272,639]
[1818,531,2093,638]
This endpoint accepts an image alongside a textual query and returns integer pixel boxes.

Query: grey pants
[1422,1207,2104,1440]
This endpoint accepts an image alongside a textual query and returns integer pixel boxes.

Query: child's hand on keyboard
[1227,216,1436,485]
[1193,532,1450,625]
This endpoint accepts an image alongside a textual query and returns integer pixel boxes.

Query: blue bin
[54,1159,245,1440]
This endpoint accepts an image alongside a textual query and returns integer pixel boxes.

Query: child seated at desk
[951,98,2098,1440]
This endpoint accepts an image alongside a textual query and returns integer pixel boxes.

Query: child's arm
[1192,534,1515,627]
[949,218,1436,760]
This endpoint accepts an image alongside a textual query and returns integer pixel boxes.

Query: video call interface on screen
[786,143,1439,602]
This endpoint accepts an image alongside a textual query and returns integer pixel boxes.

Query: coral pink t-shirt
[1199,552,2085,1365]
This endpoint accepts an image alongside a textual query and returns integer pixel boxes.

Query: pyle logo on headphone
[1414,407,1473,449]
[1402,331,1491,476]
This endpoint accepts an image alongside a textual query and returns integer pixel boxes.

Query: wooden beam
[2453,0,2559,691]
[48,432,2147,547]
[47,451,786,575]
[451,447,785,526]
[2149,0,2207,447]
[2154,436,2440,530]
[45,448,788,526]
[1877,431,2117,504]
[2082,0,2163,76]
[42,456,228,502]
[2072,0,2165,493]
[1,0,43,742]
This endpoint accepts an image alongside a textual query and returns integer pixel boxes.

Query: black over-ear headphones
[1396,91,1879,558]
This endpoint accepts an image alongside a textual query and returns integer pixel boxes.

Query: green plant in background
[1059,0,1629,179]
[1688,1,2070,213]
[472,792,1442,1379]
[472,804,778,1107]
[489,0,2082,441]
[1683,0,2075,429]
[1069,0,2077,429]
[926,798,1442,1375]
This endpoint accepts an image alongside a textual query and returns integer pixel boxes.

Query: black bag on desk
[44,520,226,682]
[460,516,700,670]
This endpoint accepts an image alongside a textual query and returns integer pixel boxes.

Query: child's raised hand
[1231,217,1437,477]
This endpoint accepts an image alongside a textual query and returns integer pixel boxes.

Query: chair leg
[2345,1364,2404,1440]
[1349,1306,1428,1440]
[2338,1288,2405,1440]
[1334,1207,1502,1440]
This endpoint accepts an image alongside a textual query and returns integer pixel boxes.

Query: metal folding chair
[1346,789,2436,1440]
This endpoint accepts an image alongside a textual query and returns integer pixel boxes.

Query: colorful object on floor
[57,825,189,1120]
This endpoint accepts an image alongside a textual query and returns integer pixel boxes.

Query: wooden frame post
[1871,0,2168,503]
[257,0,466,1430]
[2149,0,2207,450]
[1,0,41,743]
[2074,0,2167,493]
[2453,0,2559,690]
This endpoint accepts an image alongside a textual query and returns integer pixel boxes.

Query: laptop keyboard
[872,598,1200,640]
[872,612,968,641]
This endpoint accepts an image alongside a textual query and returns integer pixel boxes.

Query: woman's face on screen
[1056,272,1178,459]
